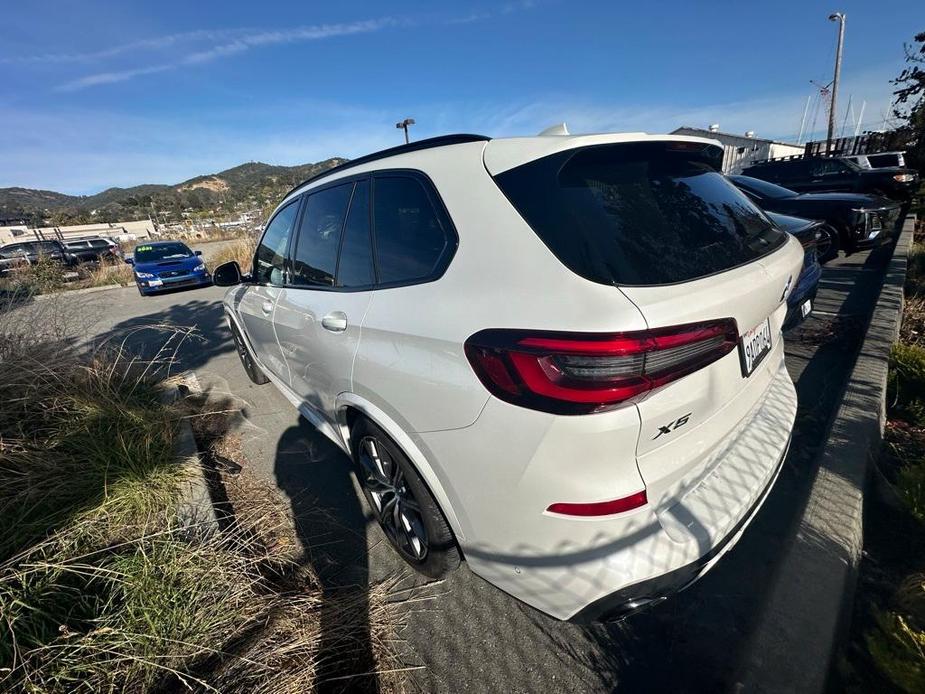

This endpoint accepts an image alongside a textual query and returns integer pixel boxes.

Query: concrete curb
[737,216,914,693]
[34,283,125,300]
[160,370,219,532]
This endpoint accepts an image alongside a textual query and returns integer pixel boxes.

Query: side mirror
[124,255,134,265]
[213,261,243,286]
[195,250,202,256]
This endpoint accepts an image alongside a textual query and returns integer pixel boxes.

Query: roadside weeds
[0,298,407,693]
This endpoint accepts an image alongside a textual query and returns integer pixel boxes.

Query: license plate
[800,300,812,318]
[739,318,772,377]
[148,279,163,287]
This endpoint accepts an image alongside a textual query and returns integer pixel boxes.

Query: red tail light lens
[547,490,648,517]
[465,319,738,414]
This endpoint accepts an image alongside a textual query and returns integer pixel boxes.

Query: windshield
[134,242,193,262]
[729,175,797,200]
[494,142,786,286]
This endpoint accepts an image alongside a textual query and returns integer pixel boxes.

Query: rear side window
[337,180,375,288]
[90,239,110,248]
[868,153,900,168]
[290,182,352,287]
[373,176,452,285]
[254,199,299,285]
[494,142,786,286]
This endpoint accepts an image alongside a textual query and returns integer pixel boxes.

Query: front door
[273,178,374,423]
[237,198,301,383]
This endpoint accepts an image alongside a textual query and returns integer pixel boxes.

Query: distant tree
[892,31,925,172]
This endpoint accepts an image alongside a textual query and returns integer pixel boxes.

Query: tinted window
[290,183,351,287]
[90,239,110,248]
[337,180,375,288]
[494,142,786,286]
[868,153,900,168]
[254,200,299,284]
[134,242,193,262]
[730,175,797,200]
[373,176,450,284]
[810,159,847,176]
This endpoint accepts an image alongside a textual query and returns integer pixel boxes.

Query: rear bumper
[420,354,797,620]
[570,432,790,622]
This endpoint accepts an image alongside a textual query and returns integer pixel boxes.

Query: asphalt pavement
[39,231,900,693]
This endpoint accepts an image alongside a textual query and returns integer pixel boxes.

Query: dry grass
[0,302,407,693]
[84,258,134,287]
[210,235,257,271]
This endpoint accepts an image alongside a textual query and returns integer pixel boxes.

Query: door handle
[261,300,273,315]
[322,311,348,332]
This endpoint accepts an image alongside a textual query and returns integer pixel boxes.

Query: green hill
[0,158,347,225]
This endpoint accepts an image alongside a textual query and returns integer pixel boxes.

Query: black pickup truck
[741,155,918,201]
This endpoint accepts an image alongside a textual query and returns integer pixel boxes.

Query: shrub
[889,343,925,425]
[211,236,257,272]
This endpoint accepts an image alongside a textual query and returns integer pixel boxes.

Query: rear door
[237,198,301,383]
[273,178,373,421]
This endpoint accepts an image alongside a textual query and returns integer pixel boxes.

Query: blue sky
[1,0,920,194]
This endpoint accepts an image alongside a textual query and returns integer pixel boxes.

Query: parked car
[729,174,902,260]
[213,132,803,622]
[0,239,77,277]
[126,241,211,295]
[765,212,822,329]
[62,237,121,264]
[844,151,907,169]
[741,155,918,201]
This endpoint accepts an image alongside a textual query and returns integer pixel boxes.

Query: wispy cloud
[0,28,249,65]
[55,18,400,92]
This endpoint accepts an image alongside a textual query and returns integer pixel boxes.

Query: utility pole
[396,118,415,144]
[826,12,846,153]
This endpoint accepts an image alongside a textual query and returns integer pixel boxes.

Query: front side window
[373,176,451,284]
[811,159,850,176]
[494,142,786,286]
[290,182,352,287]
[254,199,299,285]
[337,180,375,288]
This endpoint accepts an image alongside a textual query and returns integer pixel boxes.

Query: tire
[351,416,460,578]
[816,224,839,264]
[136,283,146,297]
[229,321,269,385]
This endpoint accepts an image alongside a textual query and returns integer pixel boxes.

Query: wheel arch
[336,392,467,544]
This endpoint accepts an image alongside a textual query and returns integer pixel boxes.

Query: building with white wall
[671,126,804,174]
[0,219,156,246]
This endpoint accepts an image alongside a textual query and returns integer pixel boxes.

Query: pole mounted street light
[826,12,846,153]
[396,118,415,144]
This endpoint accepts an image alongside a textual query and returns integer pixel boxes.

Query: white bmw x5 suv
[214,131,803,621]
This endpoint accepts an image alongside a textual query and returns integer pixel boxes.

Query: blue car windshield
[134,243,193,262]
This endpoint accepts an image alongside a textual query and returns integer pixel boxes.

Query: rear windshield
[494,142,786,286]
[134,242,193,262]
[730,175,797,200]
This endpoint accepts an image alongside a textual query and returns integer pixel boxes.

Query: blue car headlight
[135,271,155,279]
[193,263,206,272]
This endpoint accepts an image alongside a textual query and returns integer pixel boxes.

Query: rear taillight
[465,319,738,415]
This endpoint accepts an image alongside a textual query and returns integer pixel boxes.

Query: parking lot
[56,228,900,692]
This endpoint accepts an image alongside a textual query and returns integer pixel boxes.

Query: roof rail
[283,133,491,199]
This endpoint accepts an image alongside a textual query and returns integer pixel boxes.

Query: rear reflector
[547,490,648,517]
[465,319,738,414]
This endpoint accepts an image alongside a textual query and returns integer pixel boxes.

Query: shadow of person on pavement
[273,416,380,693]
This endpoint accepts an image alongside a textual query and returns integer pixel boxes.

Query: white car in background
[214,130,803,621]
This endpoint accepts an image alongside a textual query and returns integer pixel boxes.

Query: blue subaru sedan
[128,241,211,296]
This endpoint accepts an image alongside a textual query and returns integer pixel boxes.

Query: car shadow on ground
[101,296,234,376]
